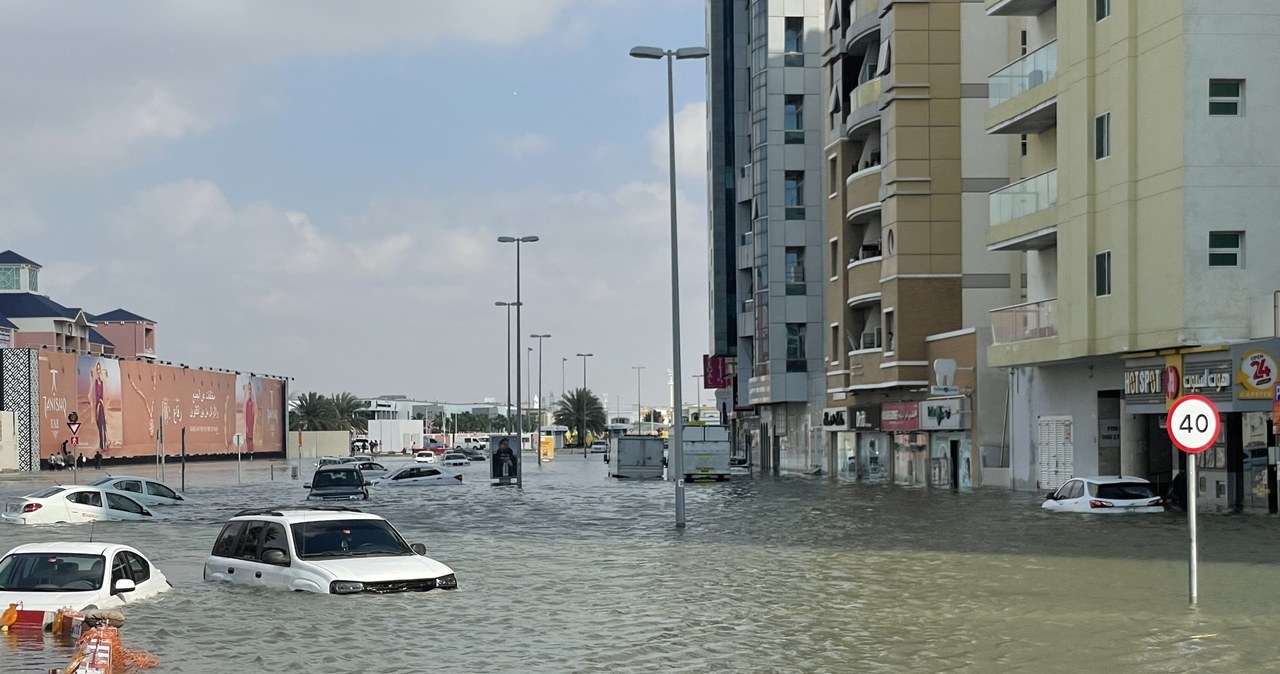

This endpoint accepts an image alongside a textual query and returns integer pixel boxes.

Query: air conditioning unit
[861,331,880,350]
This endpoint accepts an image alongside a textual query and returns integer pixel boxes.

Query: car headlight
[330,581,365,594]
[435,574,457,589]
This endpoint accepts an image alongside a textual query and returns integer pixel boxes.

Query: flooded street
[3,455,1280,673]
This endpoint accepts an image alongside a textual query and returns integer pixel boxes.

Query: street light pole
[561,357,567,403]
[630,44,709,528]
[531,333,551,467]
[497,235,540,488]
[575,352,594,448]
[495,301,520,433]
[633,366,646,435]
[693,374,704,420]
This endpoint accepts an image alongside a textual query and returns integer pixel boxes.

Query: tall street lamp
[575,352,593,448]
[495,301,521,428]
[692,374,704,420]
[561,357,567,404]
[629,44,709,528]
[633,366,646,435]
[531,333,551,466]
[497,234,539,488]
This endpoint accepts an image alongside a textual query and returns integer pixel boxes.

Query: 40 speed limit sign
[1166,394,1221,454]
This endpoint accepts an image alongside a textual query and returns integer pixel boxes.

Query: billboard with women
[36,350,285,460]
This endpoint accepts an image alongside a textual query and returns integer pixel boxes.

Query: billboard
[37,351,284,460]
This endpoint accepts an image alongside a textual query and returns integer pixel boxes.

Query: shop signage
[1124,367,1165,397]
[1235,349,1276,400]
[1182,364,1231,391]
[821,407,850,431]
[850,404,881,431]
[1164,366,1181,400]
[881,402,920,432]
[918,398,966,431]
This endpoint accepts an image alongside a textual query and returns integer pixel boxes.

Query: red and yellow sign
[1236,349,1277,400]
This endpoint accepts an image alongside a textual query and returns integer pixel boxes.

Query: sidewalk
[0,457,317,488]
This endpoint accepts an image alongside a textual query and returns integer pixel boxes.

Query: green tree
[554,388,606,447]
[289,392,341,431]
[330,392,368,433]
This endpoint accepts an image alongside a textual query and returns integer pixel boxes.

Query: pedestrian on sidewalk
[94,449,103,470]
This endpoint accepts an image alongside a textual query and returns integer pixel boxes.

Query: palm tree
[554,388,606,447]
[330,392,368,433]
[289,392,341,431]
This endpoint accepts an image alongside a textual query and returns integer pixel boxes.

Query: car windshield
[1094,483,1157,500]
[290,520,412,559]
[312,470,362,489]
[0,553,106,591]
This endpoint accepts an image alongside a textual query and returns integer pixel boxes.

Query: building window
[785,247,806,295]
[28,268,37,292]
[1209,80,1243,116]
[1020,30,1028,56]
[886,230,895,256]
[1209,232,1242,267]
[1096,0,1110,20]
[786,323,807,372]
[830,325,840,364]
[0,266,18,291]
[784,95,804,144]
[883,310,895,353]
[784,17,804,66]
[784,171,805,220]
[1095,113,1110,160]
[1020,134,1029,157]
[828,156,838,195]
[1095,251,1112,297]
[829,239,839,278]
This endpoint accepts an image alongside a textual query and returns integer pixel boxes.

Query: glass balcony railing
[848,77,882,113]
[990,298,1057,344]
[989,40,1057,107]
[853,0,878,20]
[990,169,1057,227]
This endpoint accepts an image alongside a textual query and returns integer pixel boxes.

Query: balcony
[991,298,1057,344]
[987,298,1062,367]
[844,165,882,217]
[985,0,1055,16]
[846,256,882,298]
[845,77,882,133]
[987,169,1059,250]
[845,0,881,44]
[986,41,1058,134]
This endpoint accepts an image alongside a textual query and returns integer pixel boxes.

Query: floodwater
[2,455,1280,673]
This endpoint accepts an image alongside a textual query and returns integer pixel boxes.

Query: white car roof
[5,541,135,556]
[229,507,386,524]
[1072,475,1151,485]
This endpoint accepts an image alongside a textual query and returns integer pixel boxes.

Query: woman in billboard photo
[243,381,256,458]
[93,362,109,452]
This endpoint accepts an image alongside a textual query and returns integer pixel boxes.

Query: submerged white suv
[203,506,457,594]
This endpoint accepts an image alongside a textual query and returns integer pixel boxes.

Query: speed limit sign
[1166,394,1221,454]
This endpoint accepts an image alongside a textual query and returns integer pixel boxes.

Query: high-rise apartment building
[820,0,1017,489]
[707,0,830,472]
[984,1,1280,509]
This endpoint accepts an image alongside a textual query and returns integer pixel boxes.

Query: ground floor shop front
[826,399,975,489]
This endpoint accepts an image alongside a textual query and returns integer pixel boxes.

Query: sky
[0,0,715,413]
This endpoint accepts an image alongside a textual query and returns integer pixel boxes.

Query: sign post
[233,433,245,484]
[1166,394,1221,606]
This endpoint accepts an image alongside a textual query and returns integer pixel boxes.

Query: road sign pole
[1187,456,1198,605]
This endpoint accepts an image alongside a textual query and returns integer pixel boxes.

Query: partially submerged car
[1042,476,1165,513]
[2,487,155,525]
[304,466,370,502]
[204,506,457,594]
[368,464,463,486]
[0,541,171,630]
[86,475,187,506]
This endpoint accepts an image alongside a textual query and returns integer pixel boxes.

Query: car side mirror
[303,483,311,489]
[1045,493,1055,500]
[114,578,136,594]
[410,543,427,556]
[364,481,372,487]
[262,548,290,565]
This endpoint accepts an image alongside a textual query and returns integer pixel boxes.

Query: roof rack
[233,505,364,517]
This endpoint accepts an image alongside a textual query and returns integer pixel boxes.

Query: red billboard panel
[703,354,732,389]
[38,351,284,460]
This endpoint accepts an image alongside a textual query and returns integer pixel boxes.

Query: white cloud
[649,101,708,184]
[0,1,589,181]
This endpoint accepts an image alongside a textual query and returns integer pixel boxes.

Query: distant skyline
[0,1,714,410]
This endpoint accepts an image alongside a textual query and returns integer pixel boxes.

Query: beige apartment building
[822,0,1018,488]
[983,0,1280,509]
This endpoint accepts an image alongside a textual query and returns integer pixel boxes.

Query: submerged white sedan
[369,464,463,486]
[440,452,471,467]
[0,541,172,630]
[1042,476,1165,513]
[86,475,188,506]
[1,486,155,525]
